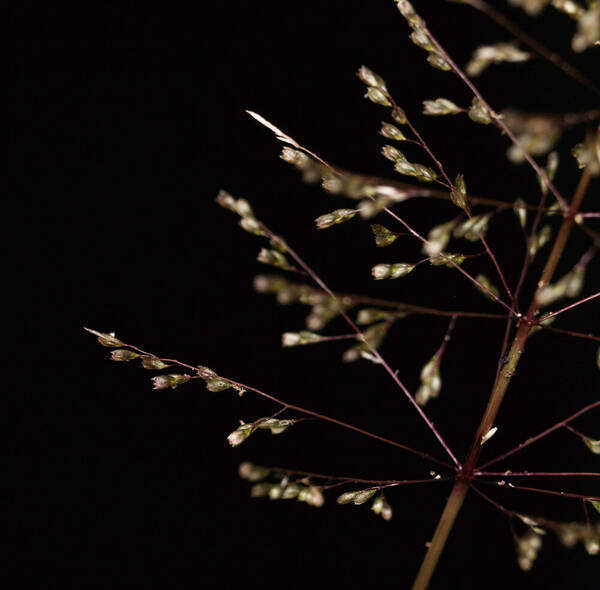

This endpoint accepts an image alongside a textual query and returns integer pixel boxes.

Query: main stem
[411,169,592,590]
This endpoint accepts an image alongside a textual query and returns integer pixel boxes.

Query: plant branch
[116,338,455,469]
[246,110,518,315]
[310,333,360,343]
[480,480,600,503]
[478,400,600,470]
[227,373,457,470]
[303,155,562,213]
[473,486,599,540]
[471,484,514,517]
[271,279,511,320]
[537,325,600,342]
[564,424,593,441]
[264,466,445,486]
[435,315,458,360]
[385,93,514,304]
[421,20,569,212]
[259,222,462,468]
[539,291,600,322]
[382,206,517,315]
[459,0,600,97]
[476,471,600,478]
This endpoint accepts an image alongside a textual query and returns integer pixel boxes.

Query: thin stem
[578,222,600,246]
[307,287,510,319]
[266,407,287,420]
[574,243,598,270]
[417,184,559,213]
[564,423,590,440]
[422,22,569,212]
[480,480,600,503]
[583,499,591,528]
[471,484,515,517]
[382,477,454,490]
[267,279,508,319]
[539,291,600,322]
[265,466,436,486]
[404,118,453,187]
[513,202,541,310]
[476,471,600,478]
[388,94,514,304]
[121,344,199,372]
[118,339,454,469]
[382,206,517,315]
[478,400,600,469]
[251,110,596,257]
[260,222,462,468]
[461,0,600,97]
[473,486,596,540]
[435,315,458,360]
[537,325,600,343]
[478,234,514,304]
[230,377,455,468]
[314,333,359,343]
[323,160,556,212]
[246,110,517,315]
[473,486,597,544]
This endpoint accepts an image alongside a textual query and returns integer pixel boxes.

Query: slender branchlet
[404,5,571,212]
[256,219,462,467]
[249,110,519,314]
[456,0,600,96]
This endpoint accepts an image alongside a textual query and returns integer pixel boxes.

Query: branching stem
[539,291,600,322]
[479,400,600,470]
[121,339,455,469]
[259,222,462,468]
[388,96,514,304]
[292,284,510,319]
[382,206,517,315]
[410,162,592,589]
[476,471,600,478]
[421,22,569,212]
[265,466,448,486]
[461,0,600,97]
[537,325,600,342]
[479,480,600,503]
[246,110,518,314]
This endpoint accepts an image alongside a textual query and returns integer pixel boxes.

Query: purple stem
[261,223,462,468]
[476,471,599,478]
[478,400,600,469]
[539,291,600,322]
[120,339,454,469]
[481,480,600,503]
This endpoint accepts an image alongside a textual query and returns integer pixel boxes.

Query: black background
[13,1,599,589]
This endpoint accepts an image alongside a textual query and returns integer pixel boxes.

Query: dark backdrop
[13,1,599,589]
